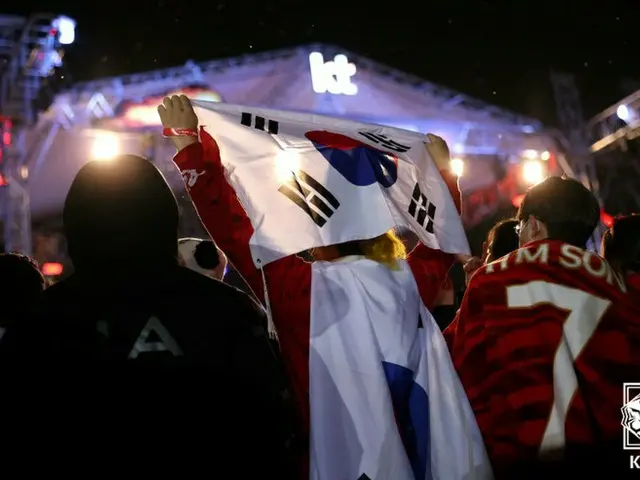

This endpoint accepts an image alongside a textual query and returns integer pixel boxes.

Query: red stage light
[601,211,614,228]
[511,194,525,208]
[42,262,64,276]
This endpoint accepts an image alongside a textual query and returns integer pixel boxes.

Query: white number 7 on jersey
[506,281,612,454]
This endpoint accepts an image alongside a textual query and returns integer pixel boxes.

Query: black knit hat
[63,155,179,270]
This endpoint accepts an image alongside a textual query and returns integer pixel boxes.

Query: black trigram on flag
[278,170,340,227]
[408,182,437,233]
[358,131,411,153]
[240,112,279,134]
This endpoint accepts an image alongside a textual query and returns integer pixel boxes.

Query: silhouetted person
[0,155,297,477]
[0,253,46,340]
[484,218,519,263]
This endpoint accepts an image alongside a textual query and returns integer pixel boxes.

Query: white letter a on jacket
[128,316,183,359]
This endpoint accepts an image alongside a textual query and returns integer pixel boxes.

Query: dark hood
[63,155,179,273]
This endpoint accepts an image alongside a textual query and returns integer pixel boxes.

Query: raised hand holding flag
[179,101,469,266]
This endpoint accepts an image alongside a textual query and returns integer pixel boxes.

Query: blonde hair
[359,230,407,270]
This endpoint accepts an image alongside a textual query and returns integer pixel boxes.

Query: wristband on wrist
[163,127,198,138]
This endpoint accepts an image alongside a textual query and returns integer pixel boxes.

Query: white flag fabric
[192,101,470,266]
[309,256,493,480]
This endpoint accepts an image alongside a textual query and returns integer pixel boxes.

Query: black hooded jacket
[0,156,298,477]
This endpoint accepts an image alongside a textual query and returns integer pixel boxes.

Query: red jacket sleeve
[172,129,311,305]
[173,130,312,433]
[407,244,455,311]
[407,169,461,310]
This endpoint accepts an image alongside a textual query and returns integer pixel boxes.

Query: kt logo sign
[309,52,357,96]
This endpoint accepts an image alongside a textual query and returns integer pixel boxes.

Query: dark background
[7,0,639,125]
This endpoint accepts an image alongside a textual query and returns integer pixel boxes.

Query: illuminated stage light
[512,194,525,208]
[540,150,550,161]
[91,132,120,161]
[522,159,545,185]
[601,211,614,228]
[450,157,464,177]
[617,104,630,122]
[53,16,76,45]
[42,262,64,276]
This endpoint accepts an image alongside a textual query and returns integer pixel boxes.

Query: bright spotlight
[617,104,630,122]
[53,16,76,45]
[450,157,464,177]
[42,262,64,277]
[91,133,120,161]
[540,150,550,161]
[522,149,538,160]
[522,159,545,185]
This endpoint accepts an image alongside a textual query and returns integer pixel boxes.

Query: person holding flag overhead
[158,95,492,480]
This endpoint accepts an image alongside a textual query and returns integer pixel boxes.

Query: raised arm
[173,133,264,300]
[172,126,313,306]
[158,95,311,308]
[159,98,313,424]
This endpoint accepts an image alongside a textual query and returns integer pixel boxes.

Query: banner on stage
[192,101,470,267]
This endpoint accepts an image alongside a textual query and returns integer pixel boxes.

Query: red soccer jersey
[447,239,640,477]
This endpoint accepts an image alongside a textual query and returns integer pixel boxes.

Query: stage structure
[52,44,555,156]
[585,89,640,213]
[588,89,640,153]
[13,44,563,253]
[0,13,75,254]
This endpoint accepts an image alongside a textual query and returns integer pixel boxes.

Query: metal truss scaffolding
[54,44,552,158]
[586,89,640,213]
[552,72,640,221]
[550,72,607,246]
[11,43,565,253]
[587,89,640,153]
[0,13,69,254]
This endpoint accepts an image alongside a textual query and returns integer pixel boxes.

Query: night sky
[7,1,639,126]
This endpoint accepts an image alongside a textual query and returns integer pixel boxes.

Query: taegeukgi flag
[191,101,470,266]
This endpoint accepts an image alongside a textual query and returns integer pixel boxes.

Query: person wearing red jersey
[157,96,469,478]
[446,176,640,478]
[602,214,640,294]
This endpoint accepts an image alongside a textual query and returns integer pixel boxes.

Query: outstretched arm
[158,95,311,311]
[159,97,314,432]
[172,129,312,312]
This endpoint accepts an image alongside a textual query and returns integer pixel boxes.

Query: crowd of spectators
[0,96,638,478]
